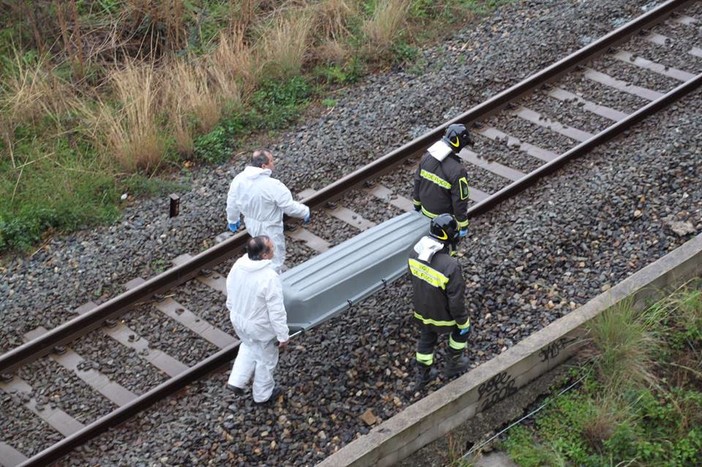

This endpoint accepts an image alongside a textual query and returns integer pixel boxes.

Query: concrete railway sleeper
[1,0,700,464]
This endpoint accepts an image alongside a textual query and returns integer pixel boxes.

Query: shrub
[246,76,312,130]
[313,57,364,85]
[194,125,236,165]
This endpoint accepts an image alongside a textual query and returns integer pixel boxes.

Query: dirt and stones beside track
[1,0,700,464]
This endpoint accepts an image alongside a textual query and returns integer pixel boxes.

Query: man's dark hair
[246,235,272,260]
[251,149,272,168]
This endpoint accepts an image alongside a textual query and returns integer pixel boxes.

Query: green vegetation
[499,286,702,466]
[0,0,516,255]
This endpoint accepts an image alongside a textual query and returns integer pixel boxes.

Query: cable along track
[1,0,700,465]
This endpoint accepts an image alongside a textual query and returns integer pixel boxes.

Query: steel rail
[467,72,702,218]
[19,329,303,467]
[16,75,700,467]
[0,0,691,376]
[299,0,695,208]
[1,1,696,464]
[18,342,240,467]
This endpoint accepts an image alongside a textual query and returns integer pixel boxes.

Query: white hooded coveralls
[226,254,290,403]
[226,166,309,272]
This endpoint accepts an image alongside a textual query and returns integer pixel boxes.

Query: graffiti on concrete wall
[478,371,517,411]
[538,336,578,362]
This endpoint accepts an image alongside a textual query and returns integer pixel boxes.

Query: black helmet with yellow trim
[442,123,474,153]
[429,213,460,244]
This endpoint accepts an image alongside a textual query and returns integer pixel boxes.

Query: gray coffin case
[281,211,430,332]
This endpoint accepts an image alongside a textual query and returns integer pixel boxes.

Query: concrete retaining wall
[318,233,702,467]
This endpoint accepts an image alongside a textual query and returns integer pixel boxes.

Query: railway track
[1,0,700,465]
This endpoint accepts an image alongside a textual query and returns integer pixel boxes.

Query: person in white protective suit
[226,235,289,404]
[226,149,310,273]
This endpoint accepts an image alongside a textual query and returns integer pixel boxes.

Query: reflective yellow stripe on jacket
[420,206,439,219]
[420,169,451,189]
[408,258,449,290]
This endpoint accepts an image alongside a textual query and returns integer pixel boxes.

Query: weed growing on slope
[499,286,702,466]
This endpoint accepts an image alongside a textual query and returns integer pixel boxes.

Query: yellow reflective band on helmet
[409,259,449,290]
[451,136,460,148]
[449,335,467,350]
[413,311,456,327]
[416,352,434,365]
[459,177,469,200]
[420,169,452,189]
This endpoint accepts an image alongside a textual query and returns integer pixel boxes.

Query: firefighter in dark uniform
[408,213,470,390]
[412,123,474,238]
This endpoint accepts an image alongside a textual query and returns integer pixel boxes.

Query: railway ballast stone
[1,0,700,464]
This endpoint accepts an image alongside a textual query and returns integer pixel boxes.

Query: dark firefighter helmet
[442,123,474,153]
[429,214,460,244]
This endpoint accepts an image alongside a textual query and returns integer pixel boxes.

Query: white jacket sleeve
[272,180,309,219]
[226,180,240,224]
[265,275,290,342]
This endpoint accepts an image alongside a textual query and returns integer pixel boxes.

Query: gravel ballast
[1,0,700,465]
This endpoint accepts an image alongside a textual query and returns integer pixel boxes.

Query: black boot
[411,362,437,392]
[445,349,470,378]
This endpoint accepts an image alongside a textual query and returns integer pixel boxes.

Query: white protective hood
[413,236,445,262]
[226,255,290,344]
[427,139,453,162]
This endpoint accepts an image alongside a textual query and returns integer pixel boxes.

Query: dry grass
[123,0,189,54]
[0,51,75,128]
[0,50,80,177]
[257,10,314,80]
[314,39,351,65]
[160,30,253,155]
[652,285,702,388]
[580,396,627,452]
[362,0,411,58]
[310,0,357,42]
[1,0,463,179]
[167,60,222,132]
[91,62,165,173]
[210,30,255,97]
[306,0,356,65]
[228,0,262,33]
[169,99,196,157]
